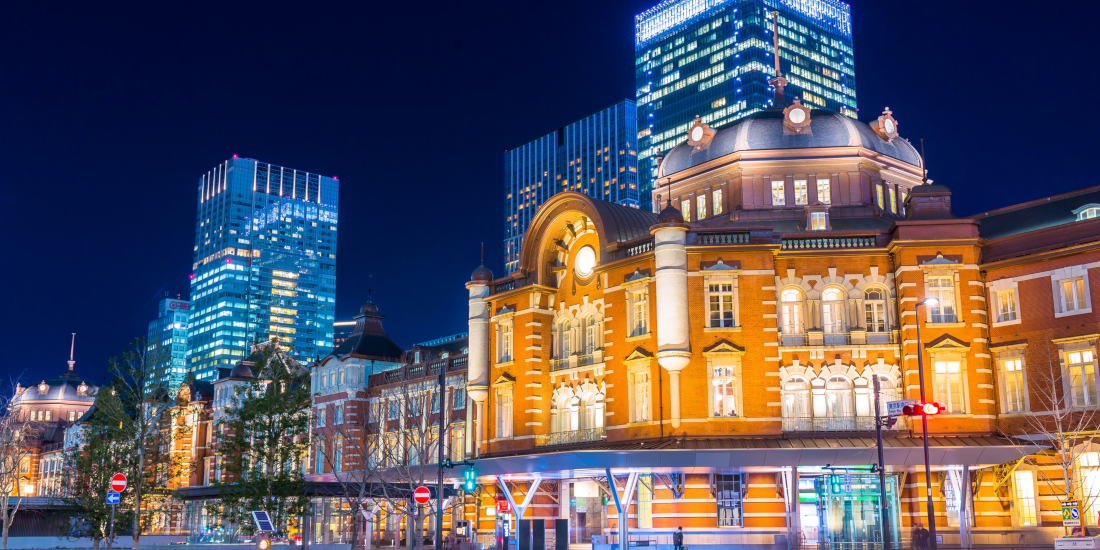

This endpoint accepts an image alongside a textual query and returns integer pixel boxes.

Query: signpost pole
[874,376,891,550]
[437,362,446,550]
[108,503,115,550]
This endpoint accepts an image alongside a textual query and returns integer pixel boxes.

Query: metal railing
[697,232,750,245]
[823,331,850,345]
[548,352,602,372]
[626,241,653,256]
[535,427,606,447]
[866,330,896,344]
[780,333,808,346]
[494,280,515,293]
[783,416,876,432]
[782,236,877,250]
[549,357,570,372]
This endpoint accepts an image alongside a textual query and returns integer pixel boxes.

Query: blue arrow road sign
[107,492,120,505]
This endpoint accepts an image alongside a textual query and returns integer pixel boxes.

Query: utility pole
[437,361,446,550]
[873,375,891,550]
[915,299,938,550]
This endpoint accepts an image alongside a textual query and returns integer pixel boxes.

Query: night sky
[2,1,1097,387]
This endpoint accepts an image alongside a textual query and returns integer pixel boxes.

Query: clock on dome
[872,107,900,142]
[685,116,716,151]
[782,99,812,134]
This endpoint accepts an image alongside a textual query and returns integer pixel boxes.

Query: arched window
[781,289,805,344]
[825,376,854,425]
[865,287,887,333]
[554,319,572,359]
[821,287,846,335]
[583,315,598,355]
[582,393,603,431]
[875,374,899,417]
[782,377,811,421]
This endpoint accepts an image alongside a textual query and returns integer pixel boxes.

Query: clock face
[884,118,896,135]
[690,126,704,142]
[789,108,807,124]
[574,246,596,278]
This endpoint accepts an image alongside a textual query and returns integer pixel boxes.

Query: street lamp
[914,297,939,550]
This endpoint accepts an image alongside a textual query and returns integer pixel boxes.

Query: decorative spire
[68,333,75,372]
[768,10,788,108]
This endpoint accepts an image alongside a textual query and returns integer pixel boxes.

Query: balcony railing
[930,313,958,324]
[535,427,606,447]
[549,351,603,372]
[783,416,875,432]
[697,232,750,245]
[865,331,896,344]
[782,236,876,250]
[823,331,849,345]
[780,333,807,346]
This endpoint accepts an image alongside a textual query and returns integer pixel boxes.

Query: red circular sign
[110,473,127,493]
[413,486,431,505]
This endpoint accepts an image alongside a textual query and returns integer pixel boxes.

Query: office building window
[817,178,831,204]
[934,361,965,413]
[1002,358,1026,413]
[927,275,957,323]
[715,474,744,527]
[713,189,723,215]
[772,181,785,205]
[707,281,737,328]
[1068,349,1098,407]
[997,289,1018,322]
[794,180,808,205]
[810,212,826,230]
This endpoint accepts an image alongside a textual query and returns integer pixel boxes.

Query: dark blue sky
[2,1,1097,386]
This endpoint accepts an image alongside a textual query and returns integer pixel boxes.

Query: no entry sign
[110,474,127,493]
[413,486,431,505]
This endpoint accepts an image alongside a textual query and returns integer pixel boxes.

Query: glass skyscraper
[147,296,191,389]
[187,157,339,380]
[504,99,639,272]
[636,0,856,210]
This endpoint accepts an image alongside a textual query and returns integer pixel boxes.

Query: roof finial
[68,333,75,371]
[480,242,485,265]
[768,10,788,108]
[920,138,929,185]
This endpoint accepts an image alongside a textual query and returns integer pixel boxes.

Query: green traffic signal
[463,468,476,491]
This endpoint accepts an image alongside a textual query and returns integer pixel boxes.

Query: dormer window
[810,212,827,231]
[1075,204,1100,221]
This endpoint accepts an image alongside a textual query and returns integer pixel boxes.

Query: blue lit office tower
[147,296,191,389]
[187,157,339,380]
[636,0,856,210]
[504,100,639,271]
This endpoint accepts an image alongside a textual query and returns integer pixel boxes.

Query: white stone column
[652,223,690,428]
[466,279,491,457]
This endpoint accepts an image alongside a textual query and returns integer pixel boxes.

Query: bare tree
[322,370,465,550]
[1010,344,1100,532]
[0,384,38,549]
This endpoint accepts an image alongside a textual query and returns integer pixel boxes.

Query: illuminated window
[927,276,957,323]
[996,289,1017,322]
[1076,205,1100,220]
[713,189,723,215]
[272,288,297,297]
[781,288,804,334]
[715,474,744,527]
[271,306,297,316]
[496,322,513,364]
[817,178,830,204]
[707,281,736,328]
[772,181,785,205]
[934,361,965,413]
[712,364,738,417]
[876,184,885,209]
[810,212,826,230]
[889,187,897,213]
[794,180,807,205]
[1002,358,1025,413]
[272,270,299,279]
[1013,470,1037,526]
[637,476,654,528]
[681,200,691,222]
[1060,278,1088,312]
[629,288,649,337]
[1068,349,1098,407]
[495,387,513,438]
[697,195,707,219]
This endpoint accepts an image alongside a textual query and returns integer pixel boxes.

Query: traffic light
[256,535,271,550]
[464,468,477,491]
[902,402,942,416]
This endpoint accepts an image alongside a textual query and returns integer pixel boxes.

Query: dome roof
[470,264,494,284]
[229,362,254,379]
[657,204,685,224]
[660,109,922,176]
[360,300,378,314]
[13,372,96,404]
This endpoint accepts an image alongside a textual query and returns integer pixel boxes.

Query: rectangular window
[997,289,1017,322]
[794,180,808,205]
[681,199,691,221]
[697,195,707,219]
[715,474,744,527]
[431,391,440,413]
[498,323,512,363]
[810,212,826,231]
[1061,278,1087,312]
[934,361,965,413]
[900,189,908,215]
[496,390,513,438]
[630,289,649,337]
[1002,358,1025,413]
[817,178,831,204]
[708,282,736,327]
[637,475,654,528]
[927,275,957,323]
[713,189,723,215]
[316,407,326,427]
[876,184,885,209]
[334,404,343,424]
[1014,470,1037,526]
[634,371,650,422]
[1068,350,1098,407]
[1080,453,1100,519]
[889,187,897,213]
[388,400,399,420]
[772,181,785,205]
[713,365,737,417]
[454,388,466,410]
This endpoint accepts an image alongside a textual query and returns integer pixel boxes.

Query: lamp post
[914,297,939,550]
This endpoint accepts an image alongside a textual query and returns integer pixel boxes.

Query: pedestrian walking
[910,521,922,549]
[673,527,684,550]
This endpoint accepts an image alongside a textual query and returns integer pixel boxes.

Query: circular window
[789,108,806,124]
[690,126,704,142]
[884,118,896,135]
[574,246,596,277]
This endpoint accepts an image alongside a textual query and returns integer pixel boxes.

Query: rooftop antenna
[480,242,485,265]
[768,10,788,108]
[368,273,373,301]
[920,138,929,185]
[68,333,76,371]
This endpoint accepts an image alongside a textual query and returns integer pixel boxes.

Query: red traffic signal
[902,402,942,416]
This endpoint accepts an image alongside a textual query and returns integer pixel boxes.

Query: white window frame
[772,180,785,206]
[989,278,1022,327]
[495,385,514,439]
[496,321,513,364]
[810,212,826,230]
[780,287,805,335]
[681,199,691,221]
[1074,204,1100,221]
[708,359,742,418]
[627,363,652,423]
[994,346,1029,413]
[706,276,739,328]
[697,194,707,220]
[626,282,651,338]
[821,287,846,334]
[794,180,808,205]
[1013,470,1038,526]
[1052,266,1092,318]
[1062,342,1099,408]
[816,178,831,204]
[924,272,960,324]
[933,360,967,414]
[864,287,888,333]
[713,189,723,215]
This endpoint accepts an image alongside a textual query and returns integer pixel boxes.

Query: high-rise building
[147,296,191,388]
[635,0,856,210]
[187,156,339,380]
[503,100,639,272]
[332,320,355,348]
